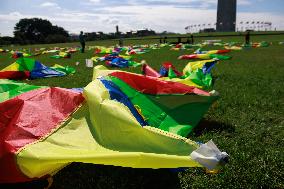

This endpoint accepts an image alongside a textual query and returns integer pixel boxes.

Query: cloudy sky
[0,0,283,36]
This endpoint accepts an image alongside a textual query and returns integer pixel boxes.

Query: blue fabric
[202,61,216,74]
[104,53,119,61]
[70,88,84,93]
[109,57,129,68]
[100,78,147,127]
[159,66,168,77]
[30,61,65,79]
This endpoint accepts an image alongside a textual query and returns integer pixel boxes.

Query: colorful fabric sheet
[0,66,224,183]
[0,58,75,80]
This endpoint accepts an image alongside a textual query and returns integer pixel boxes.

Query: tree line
[0,17,158,46]
[1,18,70,45]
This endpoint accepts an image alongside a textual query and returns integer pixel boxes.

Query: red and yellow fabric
[0,66,221,183]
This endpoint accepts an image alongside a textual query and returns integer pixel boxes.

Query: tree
[14,18,69,44]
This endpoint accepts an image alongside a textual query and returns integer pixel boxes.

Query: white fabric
[190,140,228,170]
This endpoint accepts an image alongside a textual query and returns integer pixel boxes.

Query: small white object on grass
[85,59,93,67]
[190,140,228,170]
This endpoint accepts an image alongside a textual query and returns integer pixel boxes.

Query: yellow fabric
[119,55,132,60]
[17,79,201,179]
[91,56,100,62]
[160,77,202,88]
[224,46,242,50]
[206,50,218,54]
[197,54,210,59]
[1,62,19,71]
[92,65,117,80]
[183,59,216,74]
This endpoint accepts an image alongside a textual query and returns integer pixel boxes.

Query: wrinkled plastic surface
[0,87,84,183]
[142,64,161,78]
[0,58,75,80]
[0,79,44,102]
[105,74,217,136]
[0,66,223,183]
[15,79,203,181]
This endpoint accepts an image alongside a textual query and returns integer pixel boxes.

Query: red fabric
[128,50,136,55]
[110,72,210,96]
[95,48,101,54]
[162,62,174,69]
[141,64,161,78]
[162,62,183,77]
[0,87,84,183]
[217,49,230,54]
[0,154,33,183]
[178,54,197,59]
[175,44,182,48]
[0,71,30,80]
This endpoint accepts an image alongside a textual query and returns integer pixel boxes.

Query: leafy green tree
[14,18,69,44]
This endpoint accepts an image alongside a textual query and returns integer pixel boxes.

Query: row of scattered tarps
[0,58,75,80]
[0,40,272,183]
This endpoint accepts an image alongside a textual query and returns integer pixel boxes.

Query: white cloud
[0,1,284,36]
[238,0,251,5]
[88,0,100,3]
[40,2,61,9]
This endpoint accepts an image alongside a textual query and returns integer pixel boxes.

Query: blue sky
[0,0,283,36]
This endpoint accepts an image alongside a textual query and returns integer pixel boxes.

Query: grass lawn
[0,34,283,188]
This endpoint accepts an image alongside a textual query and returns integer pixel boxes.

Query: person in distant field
[119,37,123,47]
[79,31,85,53]
[191,34,194,44]
[245,31,250,45]
[163,36,168,43]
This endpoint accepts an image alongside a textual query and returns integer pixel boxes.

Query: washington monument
[216,0,237,32]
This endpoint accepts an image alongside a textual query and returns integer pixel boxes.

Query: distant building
[200,28,216,33]
[216,0,237,32]
[125,29,156,37]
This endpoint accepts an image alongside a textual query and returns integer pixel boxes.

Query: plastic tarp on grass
[0,67,225,183]
[0,57,75,80]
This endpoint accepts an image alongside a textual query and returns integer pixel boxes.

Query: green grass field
[1,34,284,188]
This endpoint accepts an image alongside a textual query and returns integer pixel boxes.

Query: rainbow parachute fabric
[142,59,217,90]
[0,66,227,183]
[0,57,75,80]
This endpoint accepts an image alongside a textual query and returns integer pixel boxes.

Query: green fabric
[0,79,45,102]
[184,69,213,89]
[16,58,36,71]
[128,61,142,68]
[209,54,231,60]
[51,65,76,74]
[168,67,177,79]
[108,76,217,137]
[260,41,269,47]
[50,55,61,59]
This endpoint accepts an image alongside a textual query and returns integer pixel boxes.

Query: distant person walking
[79,31,85,53]
[119,37,123,47]
[245,31,250,45]
[163,36,168,43]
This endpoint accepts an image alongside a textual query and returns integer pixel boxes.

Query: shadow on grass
[51,163,181,189]
[192,119,235,137]
[0,179,49,189]
[1,164,181,189]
